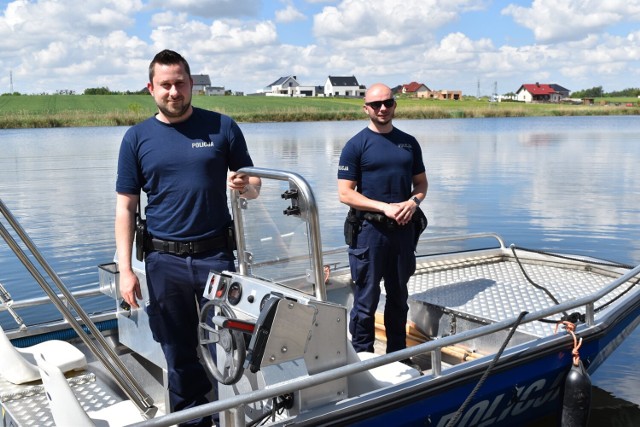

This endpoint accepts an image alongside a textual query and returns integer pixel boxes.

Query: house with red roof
[402,82,431,98]
[516,83,570,103]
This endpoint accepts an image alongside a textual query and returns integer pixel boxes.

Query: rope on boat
[509,245,640,323]
[511,245,634,269]
[555,321,583,367]
[510,245,569,319]
[590,277,640,314]
[446,311,528,427]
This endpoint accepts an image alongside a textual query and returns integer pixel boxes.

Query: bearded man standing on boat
[338,83,428,357]
[114,49,260,427]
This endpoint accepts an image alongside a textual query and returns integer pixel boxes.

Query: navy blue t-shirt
[337,127,425,203]
[116,108,254,241]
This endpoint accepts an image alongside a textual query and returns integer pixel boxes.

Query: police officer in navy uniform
[115,50,260,426]
[338,83,428,355]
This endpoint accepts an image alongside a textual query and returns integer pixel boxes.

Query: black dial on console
[227,282,242,305]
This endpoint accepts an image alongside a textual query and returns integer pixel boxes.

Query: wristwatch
[411,196,422,206]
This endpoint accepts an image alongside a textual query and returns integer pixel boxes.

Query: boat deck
[404,252,624,338]
[0,369,120,427]
[1,251,636,427]
[0,331,168,427]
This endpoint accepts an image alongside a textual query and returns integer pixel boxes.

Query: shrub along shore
[1,94,639,129]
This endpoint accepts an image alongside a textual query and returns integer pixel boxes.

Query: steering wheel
[198,299,246,385]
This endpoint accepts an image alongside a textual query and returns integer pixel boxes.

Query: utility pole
[477,78,480,99]
[10,70,13,93]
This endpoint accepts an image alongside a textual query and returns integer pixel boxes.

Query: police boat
[1,166,639,427]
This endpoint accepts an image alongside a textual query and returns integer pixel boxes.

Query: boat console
[199,269,351,421]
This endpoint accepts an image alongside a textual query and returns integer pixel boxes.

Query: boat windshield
[232,169,324,298]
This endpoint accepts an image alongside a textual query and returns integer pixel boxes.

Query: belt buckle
[178,241,194,256]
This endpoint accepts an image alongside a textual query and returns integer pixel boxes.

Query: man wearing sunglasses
[337,83,428,359]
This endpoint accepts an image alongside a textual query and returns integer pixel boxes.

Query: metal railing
[231,167,327,301]
[0,198,157,419]
[130,259,640,426]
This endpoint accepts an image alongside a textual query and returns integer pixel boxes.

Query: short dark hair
[148,49,191,83]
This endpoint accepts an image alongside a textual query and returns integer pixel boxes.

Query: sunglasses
[365,98,396,109]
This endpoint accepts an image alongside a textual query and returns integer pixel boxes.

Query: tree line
[571,86,640,98]
[83,87,148,95]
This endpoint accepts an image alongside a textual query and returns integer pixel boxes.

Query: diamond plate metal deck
[1,371,126,426]
[404,255,627,337]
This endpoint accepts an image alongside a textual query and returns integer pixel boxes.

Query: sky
[1,0,640,96]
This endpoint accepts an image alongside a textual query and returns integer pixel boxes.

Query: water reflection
[1,117,640,422]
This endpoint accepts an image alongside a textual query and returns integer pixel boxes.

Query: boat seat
[346,347,421,396]
[0,325,87,384]
[36,352,145,427]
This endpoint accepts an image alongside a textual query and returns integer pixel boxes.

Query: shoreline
[1,95,639,129]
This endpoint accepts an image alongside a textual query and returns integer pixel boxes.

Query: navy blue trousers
[348,221,416,353]
[145,248,235,427]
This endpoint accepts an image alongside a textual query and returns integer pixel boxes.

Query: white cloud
[150,19,278,55]
[147,0,261,18]
[313,0,485,48]
[502,0,640,43]
[2,0,640,95]
[150,11,190,27]
[1,1,142,49]
[275,5,307,23]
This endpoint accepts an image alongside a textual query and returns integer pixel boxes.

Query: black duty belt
[362,211,405,228]
[146,234,227,256]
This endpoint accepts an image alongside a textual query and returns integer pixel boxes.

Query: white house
[205,86,226,96]
[324,76,365,97]
[191,75,211,95]
[263,76,318,97]
[515,83,570,103]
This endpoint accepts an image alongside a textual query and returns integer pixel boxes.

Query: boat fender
[561,359,591,427]
[555,320,591,426]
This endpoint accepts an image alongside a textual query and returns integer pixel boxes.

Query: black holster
[135,213,147,262]
[412,207,428,250]
[344,208,361,246]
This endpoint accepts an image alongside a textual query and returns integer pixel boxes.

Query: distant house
[432,90,462,100]
[391,85,403,95]
[264,76,317,97]
[191,75,211,95]
[516,83,569,103]
[205,86,226,96]
[549,84,570,98]
[402,82,431,98]
[324,76,366,97]
[265,76,300,95]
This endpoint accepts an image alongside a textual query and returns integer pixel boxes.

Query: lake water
[1,116,639,425]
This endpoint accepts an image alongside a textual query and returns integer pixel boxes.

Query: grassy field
[1,94,639,129]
